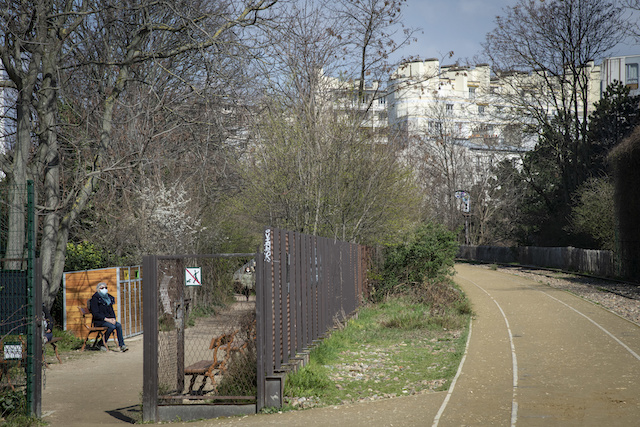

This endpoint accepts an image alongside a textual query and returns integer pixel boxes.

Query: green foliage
[215,349,258,397]
[186,305,217,328]
[609,127,640,279]
[64,242,109,272]
[0,413,44,427]
[0,389,23,418]
[232,98,420,246]
[493,81,640,248]
[44,328,84,352]
[285,366,334,397]
[215,311,257,398]
[568,178,615,250]
[374,223,458,301]
[588,81,640,173]
[0,390,27,422]
[380,304,431,330]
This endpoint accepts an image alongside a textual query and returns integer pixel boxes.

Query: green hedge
[373,223,458,301]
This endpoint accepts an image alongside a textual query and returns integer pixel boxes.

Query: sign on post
[185,267,202,286]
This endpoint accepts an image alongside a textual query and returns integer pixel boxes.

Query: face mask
[99,288,108,296]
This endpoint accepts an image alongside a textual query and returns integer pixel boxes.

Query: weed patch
[284,296,470,409]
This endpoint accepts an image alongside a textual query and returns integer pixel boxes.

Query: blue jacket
[89,292,116,322]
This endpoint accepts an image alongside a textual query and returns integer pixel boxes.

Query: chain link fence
[0,181,41,418]
[144,253,257,422]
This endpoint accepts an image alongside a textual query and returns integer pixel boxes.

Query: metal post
[256,244,265,411]
[142,255,159,422]
[465,215,470,245]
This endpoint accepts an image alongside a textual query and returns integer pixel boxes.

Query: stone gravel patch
[488,265,640,325]
[286,332,461,409]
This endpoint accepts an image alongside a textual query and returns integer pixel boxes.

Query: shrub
[215,312,257,398]
[64,242,109,272]
[373,223,458,301]
[0,389,25,419]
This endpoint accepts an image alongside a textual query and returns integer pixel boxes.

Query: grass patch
[48,329,84,352]
[283,294,471,409]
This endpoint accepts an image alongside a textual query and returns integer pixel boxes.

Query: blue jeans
[94,320,125,347]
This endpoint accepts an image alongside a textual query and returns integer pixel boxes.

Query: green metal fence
[1,181,41,418]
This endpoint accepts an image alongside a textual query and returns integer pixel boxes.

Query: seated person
[42,303,54,342]
[89,282,128,352]
[42,303,62,363]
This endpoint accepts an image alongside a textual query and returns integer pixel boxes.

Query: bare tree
[235,1,420,244]
[332,0,417,100]
[623,1,640,40]
[483,0,625,206]
[406,95,474,231]
[0,0,277,308]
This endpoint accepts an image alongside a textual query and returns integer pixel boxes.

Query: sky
[392,0,640,66]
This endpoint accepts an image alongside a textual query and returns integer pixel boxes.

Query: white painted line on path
[432,318,473,427]
[460,277,519,427]
[530,285,640,362]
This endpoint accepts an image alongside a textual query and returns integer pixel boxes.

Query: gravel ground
[486,265,640,325]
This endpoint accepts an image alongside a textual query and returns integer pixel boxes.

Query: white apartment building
[385,57,610,177]
[387,59,498,141]
[386,59,533,188]
[387,58,602,145]
[327,76,389,133]
[601,54,640,96]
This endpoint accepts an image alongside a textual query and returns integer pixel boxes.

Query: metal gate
[141,229,371,423]
[142,253,257,422]
[0,181,42,417]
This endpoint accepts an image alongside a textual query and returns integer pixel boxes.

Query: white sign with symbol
[185,267,202,286]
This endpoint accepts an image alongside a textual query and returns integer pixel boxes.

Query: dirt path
[41,333,144,426]
[41,265,640,426]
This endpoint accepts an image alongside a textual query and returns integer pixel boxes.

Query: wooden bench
[78,300,113,351]
[184,331,238,394]
[44,337,62,365]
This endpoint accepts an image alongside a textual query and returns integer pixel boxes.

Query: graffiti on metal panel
[264,228,272,263]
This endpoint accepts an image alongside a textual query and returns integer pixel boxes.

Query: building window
[626,63,639,84]
[469,87,476,99]
[478,105,485,115]
[378,96,386,105]
[446,103,454,115]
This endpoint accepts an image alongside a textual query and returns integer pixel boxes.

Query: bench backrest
[78,300,102,328]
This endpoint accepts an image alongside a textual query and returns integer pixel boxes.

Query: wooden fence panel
[458,245,615,278]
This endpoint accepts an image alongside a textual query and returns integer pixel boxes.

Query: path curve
[41,264,640,426]
[440,264,640,426]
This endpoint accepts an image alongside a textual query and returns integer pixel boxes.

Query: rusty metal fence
[255,228,370,410]
[142,229,371,422]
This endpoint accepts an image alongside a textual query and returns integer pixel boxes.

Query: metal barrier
[255,228,369,410]
[0,181,41,417]
[142,253,256,422]
[142,229,371,422]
